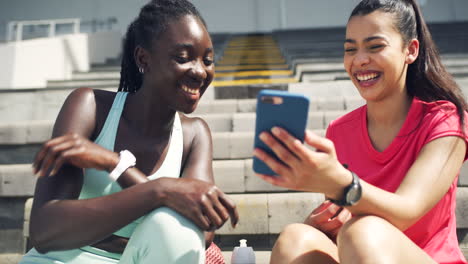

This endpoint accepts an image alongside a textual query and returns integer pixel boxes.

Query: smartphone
[253,89,310,176]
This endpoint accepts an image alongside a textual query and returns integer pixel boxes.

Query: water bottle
[231,239,256,264]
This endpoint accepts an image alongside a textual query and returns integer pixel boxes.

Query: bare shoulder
[53,88,116,139]
[179,113,211,134]
[64,88,116,109]
[179,113,212,159]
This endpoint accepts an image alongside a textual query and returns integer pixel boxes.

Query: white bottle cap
[239,239,247,247]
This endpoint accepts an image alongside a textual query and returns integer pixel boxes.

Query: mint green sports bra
[78,92,183,238]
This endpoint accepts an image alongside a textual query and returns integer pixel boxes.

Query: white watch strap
[109,150,136,181]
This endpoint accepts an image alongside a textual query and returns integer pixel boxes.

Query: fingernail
[271,127,280,135]
[259,132,267,140]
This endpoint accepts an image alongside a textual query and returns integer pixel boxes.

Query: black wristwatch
[331,170,362,206]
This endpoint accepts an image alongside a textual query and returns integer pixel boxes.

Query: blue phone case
[253,89,310,176]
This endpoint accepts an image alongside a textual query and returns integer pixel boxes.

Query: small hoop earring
[139,67,144,74]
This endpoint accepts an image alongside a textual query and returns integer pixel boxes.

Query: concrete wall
[0,31,120,89]
[87,31,122,64]
[0,44,15,88]
[0,0,467,41]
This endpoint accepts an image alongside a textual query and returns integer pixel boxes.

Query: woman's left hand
[253,127,350,196]
[33,133,119,177]
[304,200,352,242]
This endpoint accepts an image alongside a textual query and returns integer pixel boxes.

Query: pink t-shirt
[326,97,467,264]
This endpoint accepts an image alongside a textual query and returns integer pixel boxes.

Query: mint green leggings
[19,207,205,264]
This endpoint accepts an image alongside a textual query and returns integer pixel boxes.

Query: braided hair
[118,0,207,93]
[349,0,468,128]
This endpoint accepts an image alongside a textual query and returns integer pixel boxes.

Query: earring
[139,67,144,74]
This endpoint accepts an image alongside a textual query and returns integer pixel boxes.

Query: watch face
[346,185,362,205]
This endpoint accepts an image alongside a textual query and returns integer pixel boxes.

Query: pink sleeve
[424,105,468,160]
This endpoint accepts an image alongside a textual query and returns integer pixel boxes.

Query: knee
[337,216,393,260]
[145,207,199,229]
[338,215,390,242]
[138,207,204,244]
[276,223,328,250]
[123,207,205,263]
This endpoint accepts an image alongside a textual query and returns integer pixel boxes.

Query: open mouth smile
[181,86,199,95]
[356,72,380,81]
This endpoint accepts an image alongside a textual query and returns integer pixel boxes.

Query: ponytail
[405,0,468,129]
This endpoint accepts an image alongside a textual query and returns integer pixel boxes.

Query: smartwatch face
[346,185,362,205]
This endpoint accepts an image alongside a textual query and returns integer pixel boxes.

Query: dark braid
[118,0,207,93]
[349,0,468,130]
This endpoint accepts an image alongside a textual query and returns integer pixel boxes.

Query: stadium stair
[1,24,468,263]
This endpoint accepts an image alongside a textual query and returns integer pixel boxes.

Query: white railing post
[49,21,56,37]
[6,22,14,42]
[16,22,23,41]
[279,0,287,30]
[73,19,80,34]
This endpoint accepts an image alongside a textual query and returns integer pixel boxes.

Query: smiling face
[344,10,418,103]
[141,15,214,114]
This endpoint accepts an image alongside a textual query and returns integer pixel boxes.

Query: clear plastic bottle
[231,239,256,264]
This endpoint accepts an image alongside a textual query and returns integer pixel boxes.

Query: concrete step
[0,111,345,145]
[18,189,468,253]
[289,79,468,101]
[0,251,272,263]
[300,71,468,83]
[0,127,325,164]
[0,84,368,122]
[222,250,271,264]
[45,78,287,99]
[0,87,116,122]
[0,254,22,264]
[285,52,468,69]
[0,159,292,197]
[47,79,120,88]
[72,71,120,80]
[3,156,468,198]
[294,61,468,79]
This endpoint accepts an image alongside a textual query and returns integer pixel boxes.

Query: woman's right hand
[304,200,352,242]
[33,133,119,177]
[157,177,239,231]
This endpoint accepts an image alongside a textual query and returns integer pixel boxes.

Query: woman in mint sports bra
[19,0,238,263]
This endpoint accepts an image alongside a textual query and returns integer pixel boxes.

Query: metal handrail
[6,18,81,42]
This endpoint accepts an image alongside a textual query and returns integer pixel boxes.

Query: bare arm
[254,128,465,230]
[348,136,465,230]
[31,93,237,252]
[30,88,165,252]
[167,116,238,238]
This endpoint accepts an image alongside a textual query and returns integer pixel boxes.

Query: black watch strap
[330,170,362,206]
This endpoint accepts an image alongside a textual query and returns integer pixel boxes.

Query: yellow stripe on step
[217,59,286,64]
[215,64,289,71]
[212,78,297,87]
[215,70,293,78]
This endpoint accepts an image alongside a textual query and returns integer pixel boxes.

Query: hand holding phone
[253,89,310,176]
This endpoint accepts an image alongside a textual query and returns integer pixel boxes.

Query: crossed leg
[119,207,205,264]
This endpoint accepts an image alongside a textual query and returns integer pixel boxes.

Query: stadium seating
[1,22,468,263]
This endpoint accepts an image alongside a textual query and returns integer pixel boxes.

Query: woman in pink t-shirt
[254,0,468,263]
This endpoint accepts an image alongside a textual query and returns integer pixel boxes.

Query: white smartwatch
[109,150,136,181]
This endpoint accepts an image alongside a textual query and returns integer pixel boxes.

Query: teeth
[356,73,378,81]
[182,86,199,94]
